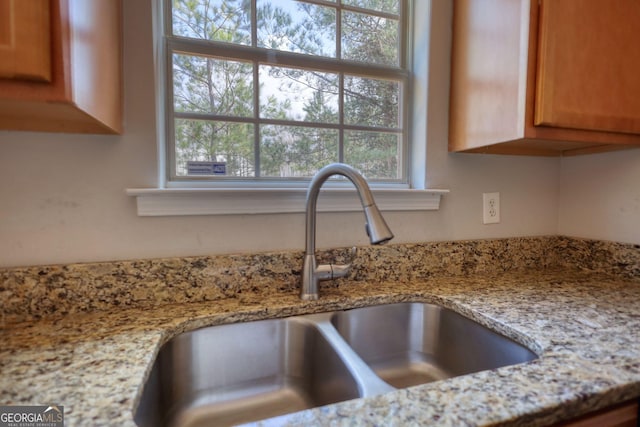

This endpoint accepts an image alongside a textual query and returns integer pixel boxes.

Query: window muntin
[166,0,409,182]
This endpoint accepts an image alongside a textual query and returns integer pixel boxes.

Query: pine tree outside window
[164,0,410,184]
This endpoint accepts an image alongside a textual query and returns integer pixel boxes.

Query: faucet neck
[304,164,375,255]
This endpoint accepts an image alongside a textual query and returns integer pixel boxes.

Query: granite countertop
[1,237,640,426]
[2,268,640,426]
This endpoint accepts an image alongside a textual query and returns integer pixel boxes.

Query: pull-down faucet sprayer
[300,163,394,300]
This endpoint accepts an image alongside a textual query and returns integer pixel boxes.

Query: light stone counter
[1,237,639,426]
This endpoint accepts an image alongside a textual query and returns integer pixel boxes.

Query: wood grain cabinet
[449,0,640,156]
[0,0,51,82]
[0,0,122,134]
[555,400,638,427]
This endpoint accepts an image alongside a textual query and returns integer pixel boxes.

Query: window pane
[342,11,399,66]
[175,119,255,177]
[261,125,338,177]
[257,0,336,57]
[342,0,400,14]
[172,0,251,45]
[166,0,408,184]
[260,66,339,123]
[344,131,400,179]
[173,54,254,116]
[344,76,400,128]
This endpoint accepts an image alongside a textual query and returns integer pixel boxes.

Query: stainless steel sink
[134,318,361,427]
[331,303,538,389]
[135,303,538,427]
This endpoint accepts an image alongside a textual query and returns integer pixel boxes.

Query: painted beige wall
[558,149,640,245]
[0,1,561,268]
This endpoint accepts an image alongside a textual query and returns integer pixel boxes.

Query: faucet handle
[329,247,357,279]
[313,247,358,285]
[339,246,356,262]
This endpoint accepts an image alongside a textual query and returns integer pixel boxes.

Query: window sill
[125,187,449,216]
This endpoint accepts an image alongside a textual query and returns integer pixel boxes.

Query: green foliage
[172,0,251,44]
[343,0,400,14]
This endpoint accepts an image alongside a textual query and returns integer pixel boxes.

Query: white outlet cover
[483,192,500,224]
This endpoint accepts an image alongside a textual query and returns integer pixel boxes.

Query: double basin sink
[135,302,537,427]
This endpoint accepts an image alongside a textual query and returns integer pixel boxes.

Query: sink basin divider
[293,313,397,398]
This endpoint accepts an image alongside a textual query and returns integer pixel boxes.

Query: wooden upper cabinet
[449,0,640,156]
[0,0,52,82]
[536,0,640,135]
[0,0,122,134]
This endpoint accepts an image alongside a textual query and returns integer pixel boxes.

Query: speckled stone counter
[1,237,639,426]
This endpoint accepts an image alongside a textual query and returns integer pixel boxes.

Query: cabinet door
[535,0,640,135]
[556,400,638,427]
[0,0,51,82]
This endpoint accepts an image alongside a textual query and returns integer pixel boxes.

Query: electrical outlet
[483,192,500,224]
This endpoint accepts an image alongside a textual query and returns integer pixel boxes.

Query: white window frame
[127,0,447,216]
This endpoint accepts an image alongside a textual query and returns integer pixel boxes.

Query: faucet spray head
[364,205,394,245]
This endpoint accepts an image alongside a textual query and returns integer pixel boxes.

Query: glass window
[166,0,409,182]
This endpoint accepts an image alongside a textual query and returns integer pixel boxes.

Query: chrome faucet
[300,163,394,300]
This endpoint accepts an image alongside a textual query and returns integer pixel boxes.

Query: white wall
[558,149,640,245]
[0,0,561,268]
